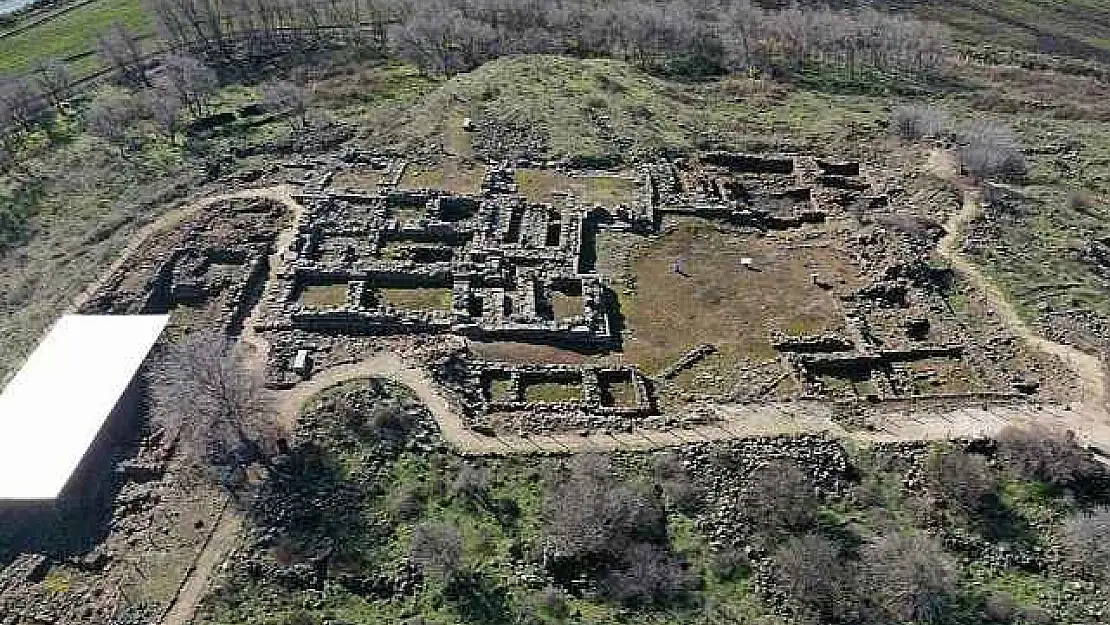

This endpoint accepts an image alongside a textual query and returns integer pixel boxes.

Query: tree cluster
[543,454,692,606]
[768,515,959,624]
[140,0,950,78]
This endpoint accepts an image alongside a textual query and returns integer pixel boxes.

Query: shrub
[1060,507,1110,582]
[772,534,858,624]
[601,542,693,607]
[737,459,819,536]
[861,532,957,624]
[996,426,1103,489]
[409,521,463,582]
[958,120,1027,182]
[453,463,490,503]
[891,105,949,141]
[925,448,999,517]
[982,591,1017,623]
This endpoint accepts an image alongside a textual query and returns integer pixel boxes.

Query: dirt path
[930,150,1110,451]
[159,500,242,625]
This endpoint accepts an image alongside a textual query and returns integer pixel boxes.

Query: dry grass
[299,283,350,309]
[487,376,516,402]
[906,358,989,395]
[550,292,583,320]
[399,158,484,195]
[618,222,862,389]
[378,287,453,311]
[516,169,639,206]
[469,341,593,364]
[331,167,386,190]
[600,379,638,407]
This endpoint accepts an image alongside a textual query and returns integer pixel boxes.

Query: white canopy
[0,315,169,500]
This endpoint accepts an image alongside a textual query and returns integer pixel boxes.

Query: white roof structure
[0,315,169,500]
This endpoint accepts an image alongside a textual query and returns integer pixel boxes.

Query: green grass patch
[522,380,582,403]
[0,0,150,76]
[298,283,349,308]
[378,287,453,312]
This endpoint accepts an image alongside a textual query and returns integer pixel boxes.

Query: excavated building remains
[75,149,1076,438]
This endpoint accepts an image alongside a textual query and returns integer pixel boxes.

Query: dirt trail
[930,149,1110,451]
[159,501,242,625]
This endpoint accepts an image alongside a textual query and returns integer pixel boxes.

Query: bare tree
[959,120,1028,182]
[151,332,276,477]
[30,60,73,109]
[861,532,957,625]
[142,88,185,139]
[925,447,999,518]
[0,77,49,133]
[159,54,218,118]
[409,521,463,582]
[86,93,138,155]
[652,451,705,513]
[997,426,1102,489]
[1060,507,1110,583]
[96,21,150,87]
[891,104,949,141]
[737,459,819,537]
[602,542,692,606]
[544,454,667,565]
[262,80,308,129]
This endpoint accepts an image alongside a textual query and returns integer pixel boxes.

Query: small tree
[151,332,276,481]
[409,521,463,583]
[861,532,957,624]
[1061,507,1110,583]
[261,80,308,130]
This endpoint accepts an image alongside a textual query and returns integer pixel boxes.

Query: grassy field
[299,283,350,309]
[0,0,149,76]
[896,0,1110,61]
